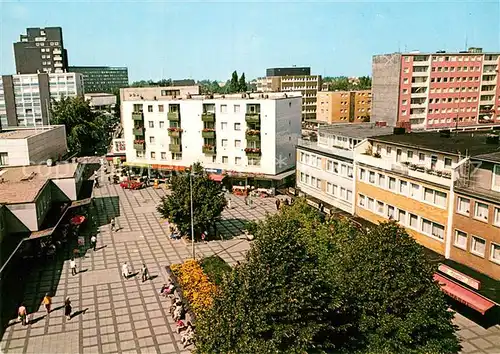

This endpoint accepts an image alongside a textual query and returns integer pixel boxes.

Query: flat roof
[0,163,79,204]
[84,93,116,97]
[372,131,500,157]
[123,91,302,102]
[319,123,394,139]
[0,126,63,140]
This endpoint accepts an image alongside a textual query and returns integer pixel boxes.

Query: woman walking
[64,297,72,320]
[42,293,52,314]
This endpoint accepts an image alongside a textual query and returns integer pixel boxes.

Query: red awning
[70,215,86,226]
[208,174,225,182]
[434,273,496,315]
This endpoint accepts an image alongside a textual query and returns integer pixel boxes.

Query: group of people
[122,262,151,282]
[164,281,195,348]
[18,294,73,326]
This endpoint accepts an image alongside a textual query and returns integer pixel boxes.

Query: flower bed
[170,259,217,315]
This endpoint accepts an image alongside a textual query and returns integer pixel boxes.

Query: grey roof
[473,151,500,163]
[318,123,394,139]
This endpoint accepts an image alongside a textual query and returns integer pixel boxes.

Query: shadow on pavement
[214,218,253,241]
[449,298,499,328]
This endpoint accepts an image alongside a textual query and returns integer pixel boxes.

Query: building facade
[372,48,500,130]
[13,27,68,75]
[69,66,128,93]
[0,126,68,167]
[122,91,301,186]
[0,73,83,127]
[316,90,372,124]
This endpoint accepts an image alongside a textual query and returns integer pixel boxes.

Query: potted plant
[372,152,381,158]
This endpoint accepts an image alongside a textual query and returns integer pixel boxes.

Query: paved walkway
[1,179,498,353]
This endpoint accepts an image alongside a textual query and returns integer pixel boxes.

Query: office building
[14,27,68,74]
[372,48,500,129]
[0,126,67,167]
[69,66,128,93]
[316,90,372,124]
[296,123,392,214]
[0,73,83,127]
[256,67,322,121]
[122,91,301,187]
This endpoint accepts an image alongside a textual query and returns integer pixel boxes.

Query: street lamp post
[189,173,195,259]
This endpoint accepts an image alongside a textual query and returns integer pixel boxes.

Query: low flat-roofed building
[84,93,117,111]
[0,162,84,232]
[0,125,68,167]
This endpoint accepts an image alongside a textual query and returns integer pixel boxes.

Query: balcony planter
[202,129,215,138]
[245,148,261,158]
[168,127,183,137]
[132,112,143,121]
[169,144,181,153]
[167,112,180,121]
[372,152,381,158]
[133,140,145,151]
[202,144,215,154]
[246,129,261,141]
[245,113,260,123]
[201,113,215,122]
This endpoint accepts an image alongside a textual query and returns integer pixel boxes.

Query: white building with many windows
[122,91,302,187]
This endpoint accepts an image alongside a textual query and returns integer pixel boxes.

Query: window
[407,150,413,160]
[493,165,500,192]
[386,146,392,155]
[234,123,241,131]
[454,230,467,250]
[148,121,154,128]
[409,214,418,228]
[397,210,406,225]
[341,164,347,176]
[359,168,366,181]
[347,166,353,178]
[494,207,500,226]
[158,105,164,112]
[359,194,366,207]
[410,183,420,198]
[159,121,165,129]
[399,180,408,195]
[419,153,425,162]
[471,236,486,257]
[220,104,227,113]
[423,188,446,207]
[222,156,228,163]
[444,157,452,168]
[150,151,156,159]
[0,152,8,166]
[388,177,396,191]
[235,157,241,165]
[457,197,470,215]
[161,152,166,160]
[148,105,153,112]
[311,177,317,187]
[431,155,438,169]
[474,202,489,221]
[387,205,395,219]
[346,190,352,202]
[368,171,375,183]
[376,201,384,214]
[491,243,500,264]
[367,197,374,210]
[378,173,385,187]
[221,122,227,130]
[235,140,241,148]
[149,136,155,144]
[234,105,240,113]
[221,139,228,147]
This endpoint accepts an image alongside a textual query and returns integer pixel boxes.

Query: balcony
[201,112,215,122]
[133,140,145,151]
[167,112,180,121]
[392,162,453,187]
[132,112,143,121]
[246,130,261,141]
[53,49,62,55]
[410,92,427,98]
[133,127,144,136]
[169,144,181,153]
[245,148,261,158]
[483,60,498,66]
[482,78,497,85]
[201,129,215,138]
[202,145,216,154]
[412,71,429,77]
[168,128,183,138]
[245,113,260,123]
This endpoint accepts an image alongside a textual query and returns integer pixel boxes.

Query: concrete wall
[51,178,78,201]
[5,203,37,232]
[371,53,402,126]
[0,138,29,166]
[275,97,301,174]
[36,182,52,229]
[26,125,68,164]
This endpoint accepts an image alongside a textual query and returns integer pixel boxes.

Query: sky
[0,0,499,83]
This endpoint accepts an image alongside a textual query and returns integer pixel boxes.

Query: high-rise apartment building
[13,27,68,74]
[121,90,301,187]
[256,67,322,121]
[316,90,372,124]
[69,66,129,93]
[0,73,83,127]
[372,48,500,130]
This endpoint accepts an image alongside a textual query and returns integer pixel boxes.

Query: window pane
[471,236,486,256]
[454,230,467,248]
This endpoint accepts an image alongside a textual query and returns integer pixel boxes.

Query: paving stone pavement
[1,180,498,353]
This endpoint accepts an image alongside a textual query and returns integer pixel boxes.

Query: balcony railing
[168,128,183,138]
[167,112,180,121]
[201,130,215,138]
[246,130,261,141]
[132,112,143,121]
[245,113,260,123]
[202,145,216,154]
[169,144,181,153]
[201,113,215,122]
[245,148,261,158]
[133,127,144,136]
[133,142,145,151]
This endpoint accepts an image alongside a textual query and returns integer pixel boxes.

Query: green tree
[238,72,247,92]
[358,75,372,90]
[50,96,111,157]
[156,163,226,238]
[229,71,239,93]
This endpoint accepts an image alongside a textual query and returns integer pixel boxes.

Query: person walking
[64,297,72,320]
[70,258,77,276]
[276,199,281,210]
[141,264,149,282]
[227,198,232,209]
[42,293,52,314]
[110,218,115,232]
[122,262,130,279]
[90,235,97,251]
[18,304,28,326]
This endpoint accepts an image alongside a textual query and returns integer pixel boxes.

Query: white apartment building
[122,92,302,187]
[0,73,83,127]
[295,123,393,214]
[0,125,68,167]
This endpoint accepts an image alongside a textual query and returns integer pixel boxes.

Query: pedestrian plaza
[0,181,498,353]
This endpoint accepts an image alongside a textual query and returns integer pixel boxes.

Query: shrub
[200,256,232,286]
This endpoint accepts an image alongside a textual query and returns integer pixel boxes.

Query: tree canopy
[156,163,226,238]
[194,199,459,354]
[50,96,111,157]
[323,75,372,91]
